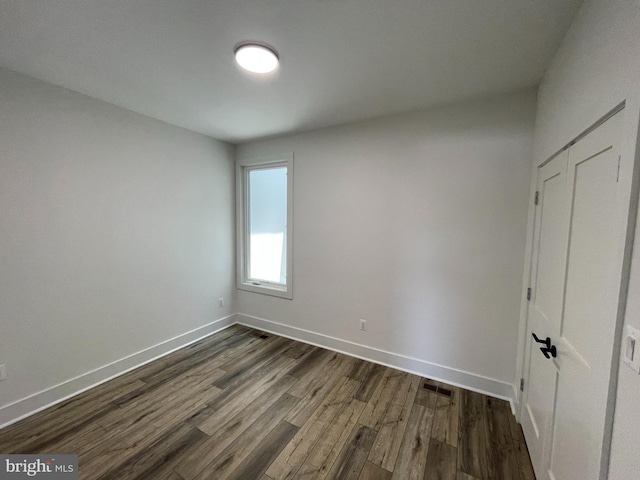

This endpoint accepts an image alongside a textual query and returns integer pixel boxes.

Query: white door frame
[515,101,640,478]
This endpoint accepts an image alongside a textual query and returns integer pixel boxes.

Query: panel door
[548,111,624,480]
[521,150,569,476]
[522,111,627,480]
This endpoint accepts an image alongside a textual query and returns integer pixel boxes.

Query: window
[236,154,293,299]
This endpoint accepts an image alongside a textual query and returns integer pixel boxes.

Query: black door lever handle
[540,345,557,359]
[532,332,557,359]
[532,332,551,348]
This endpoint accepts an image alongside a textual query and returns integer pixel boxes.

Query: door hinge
[527,288,531,301]
[534,191,539,205]
[520,378,525,391]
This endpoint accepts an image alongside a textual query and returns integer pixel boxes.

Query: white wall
[526,0,640,478]
[236,91,535,398]
[0,69,236,426]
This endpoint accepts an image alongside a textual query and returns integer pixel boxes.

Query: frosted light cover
[235,44,279,74]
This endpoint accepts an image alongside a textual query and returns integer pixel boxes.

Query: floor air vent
[438,387,452,397]
[423,382,452,397]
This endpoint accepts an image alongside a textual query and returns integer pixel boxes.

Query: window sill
[237,281,292,300]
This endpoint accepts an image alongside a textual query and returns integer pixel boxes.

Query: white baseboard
[1,312,518,429]
[0,315,235,429]
[235,313,516,403]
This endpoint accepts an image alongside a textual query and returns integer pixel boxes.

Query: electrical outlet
[0,364,6,381]
[218,297,224,308]
[359,319,367,331]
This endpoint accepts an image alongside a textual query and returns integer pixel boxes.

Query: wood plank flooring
[0,325,535,480]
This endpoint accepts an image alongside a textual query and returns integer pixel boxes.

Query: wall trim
[235,313,516,406]
[1,311,519,429]
[0,314,235,429]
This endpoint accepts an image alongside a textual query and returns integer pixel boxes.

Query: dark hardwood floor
[0,325,535,480]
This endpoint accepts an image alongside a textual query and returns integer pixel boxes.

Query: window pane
[248,166,287,284]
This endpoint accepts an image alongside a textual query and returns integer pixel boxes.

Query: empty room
[1,0,639,479]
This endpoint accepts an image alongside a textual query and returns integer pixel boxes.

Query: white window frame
[236,153,293,299]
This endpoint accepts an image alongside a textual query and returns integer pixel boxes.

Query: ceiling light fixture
[234,42,279,74]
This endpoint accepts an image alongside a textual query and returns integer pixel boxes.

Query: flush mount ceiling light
[234,42,279,74]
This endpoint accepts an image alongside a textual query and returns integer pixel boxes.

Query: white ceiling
[0,0,584,143]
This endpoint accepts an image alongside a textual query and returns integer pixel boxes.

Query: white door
[521,110,630,480]
[521,149,570,475]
